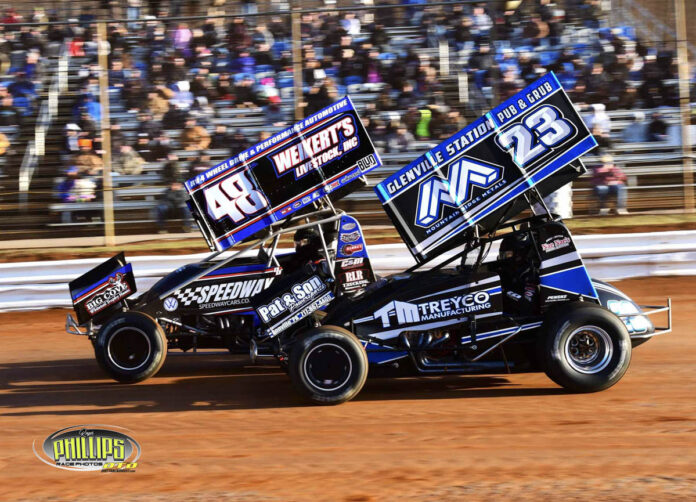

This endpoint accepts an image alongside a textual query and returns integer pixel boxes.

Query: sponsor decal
[257,275,327,324]
[203,169,270,223]
[367,291,493,328]
[356,153,379,172]
[163,296,179,312]
[85,273,132,316]
[174,277,275,310]
[415,158,503,227]
[340,243,364,256]
[325,180,340,192]
[302,195,311,204]
[545,293,569,302]
[341,222,357,231]
[267,291,335,336]
[33,425,141,472]
[270,116,359,179]
[340,169,362,185]
[293,200,302,208]
[339,257,364,269]
[339,231,361,243]
[541,235,571,253]
[344,270,364,282]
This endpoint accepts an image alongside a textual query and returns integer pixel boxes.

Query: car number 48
[495,105,576,168]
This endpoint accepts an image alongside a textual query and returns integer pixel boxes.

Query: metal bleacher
[4,19,690,241]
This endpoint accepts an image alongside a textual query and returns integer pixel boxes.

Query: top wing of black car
[186,96,382,251]
[374,72,597,264]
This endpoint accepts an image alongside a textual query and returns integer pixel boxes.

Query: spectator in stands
[415,106,433,140]
[179,117,210,151]
[585,103,612,149]
[172,23,193,57]
[0,131,9,158]
[621,112,647,143]
[592,154,628,215]
[386,122,414,153]
[77,109,98,140]
[147,86,173,118]
[210,124,231,151]
[63,123,82,155]
[264,95,286,127]
[134,132,154,161]
[229,129,251,156]
[57,166,97,203]
[74,138,103,176]
[162,103,188,130]
[341,13,361,36]
[137,112,162,140]
[0,95,22,126]
[109,59,126,88]
[156,180,190,233]
[188,154,212,180]
[162,154,182,185]
[122,69,148,111]
[149,131,174,161]
[647,111,669,142]
[234,75,258,108]
[113,144,145,176]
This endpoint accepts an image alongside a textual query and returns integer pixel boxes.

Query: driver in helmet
[284,226,335,276]
[498,232,539,315]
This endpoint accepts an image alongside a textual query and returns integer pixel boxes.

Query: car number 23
[495,105,576,168]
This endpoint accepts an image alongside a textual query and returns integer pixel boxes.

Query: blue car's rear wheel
[289,326,368,405]
[540,303,631,392]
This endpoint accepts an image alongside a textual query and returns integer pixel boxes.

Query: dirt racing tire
[94,312,167,384]
[289,326,368,405]
[540,302,631,393]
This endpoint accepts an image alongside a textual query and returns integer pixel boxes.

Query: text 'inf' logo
[415,158,502,227]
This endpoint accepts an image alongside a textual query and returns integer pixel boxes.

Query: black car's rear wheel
[94,312,167,383]
[289,326,368,405]
[540,303,631,392]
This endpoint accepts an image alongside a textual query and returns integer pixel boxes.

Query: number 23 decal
[495,105,576,168]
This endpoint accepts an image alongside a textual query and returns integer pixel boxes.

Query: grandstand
[0,0,694,241]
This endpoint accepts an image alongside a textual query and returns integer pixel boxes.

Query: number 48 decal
[495,105,576,168]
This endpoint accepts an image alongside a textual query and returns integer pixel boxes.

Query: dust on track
[1,277,695,501]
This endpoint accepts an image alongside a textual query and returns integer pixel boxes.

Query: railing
[1,230,695,312]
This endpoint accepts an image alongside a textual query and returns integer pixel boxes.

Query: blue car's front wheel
[540,303,632,393]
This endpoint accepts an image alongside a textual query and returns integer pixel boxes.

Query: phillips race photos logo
[34,425,141,472]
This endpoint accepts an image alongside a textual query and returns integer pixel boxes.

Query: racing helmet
[293,227,324,262]
[498,232,533,267]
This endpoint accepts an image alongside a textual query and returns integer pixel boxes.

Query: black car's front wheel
[540,303,631,393]
[94,312,167,383]
[289,326,368,405]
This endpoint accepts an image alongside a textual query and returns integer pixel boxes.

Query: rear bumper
[626,298,672,340]
[66,313,96,337]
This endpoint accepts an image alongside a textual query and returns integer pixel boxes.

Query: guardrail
[1,230,695,312]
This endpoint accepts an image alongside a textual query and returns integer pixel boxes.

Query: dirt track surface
[1,276,695,501]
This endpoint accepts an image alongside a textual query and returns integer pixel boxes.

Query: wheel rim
[303,343,352,392]
[107,327,152,371]
[564,325,613,374]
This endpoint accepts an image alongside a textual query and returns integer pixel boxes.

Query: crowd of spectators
[0,1,691,220]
